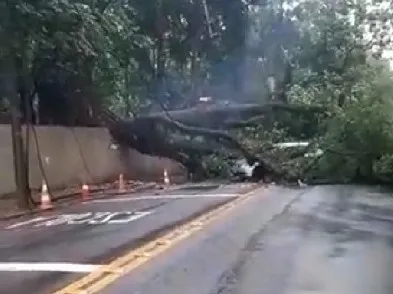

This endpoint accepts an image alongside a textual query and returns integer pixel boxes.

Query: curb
[0,183,157,221]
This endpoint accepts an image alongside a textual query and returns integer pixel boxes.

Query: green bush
[315,65,393,182]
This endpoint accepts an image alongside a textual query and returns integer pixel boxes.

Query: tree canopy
[1,0,393,184]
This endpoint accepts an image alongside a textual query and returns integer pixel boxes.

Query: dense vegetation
[1,0,393,193]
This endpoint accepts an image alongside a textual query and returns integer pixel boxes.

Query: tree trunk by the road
[5,59,32,209]
[11,104,31,209]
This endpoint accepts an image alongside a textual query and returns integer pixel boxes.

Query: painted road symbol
[6,211,153,230]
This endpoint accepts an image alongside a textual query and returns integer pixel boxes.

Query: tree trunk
[97,101,326,182]
[11,105,31,209]
[4,58,31,209]
[154,0,167,104]
[189,1,203,104]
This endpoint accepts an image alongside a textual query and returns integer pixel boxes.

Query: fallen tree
[97,102,326,181]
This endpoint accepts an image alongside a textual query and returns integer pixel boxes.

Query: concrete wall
[0,125,186,195]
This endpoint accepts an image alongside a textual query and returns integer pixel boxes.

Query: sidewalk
[0,180,157,220]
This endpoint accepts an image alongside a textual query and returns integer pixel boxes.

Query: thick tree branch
[96,102,327,180]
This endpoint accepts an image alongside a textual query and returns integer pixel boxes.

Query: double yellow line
[53,185,259,294]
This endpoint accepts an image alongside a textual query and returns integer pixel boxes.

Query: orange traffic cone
[40,180,53,210]
[164,169,170,185]
[119,174,125,193]
[81,184,90,201]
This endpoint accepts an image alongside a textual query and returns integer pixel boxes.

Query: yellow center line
[52,184,260,294]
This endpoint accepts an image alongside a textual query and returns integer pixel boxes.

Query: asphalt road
[2,184,393,294]
[101,185,393,294]
[0,182,251,294]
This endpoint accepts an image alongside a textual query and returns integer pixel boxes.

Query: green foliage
[202,154,233,179]
[310,62,393,182]
[0,0,255,118]
[374,154,393,182]
[2,0,393,184]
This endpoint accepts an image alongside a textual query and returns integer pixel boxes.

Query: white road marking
[0,262,102,273]
[6,211,154,229]
[86,212,114,224]
[107,211,152,224]
[6,217,53,230]
[87,194,238,204]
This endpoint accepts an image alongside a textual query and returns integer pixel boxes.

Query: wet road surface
[101,185,393,294]
[2,184,393,293]
[0,183,251,294]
